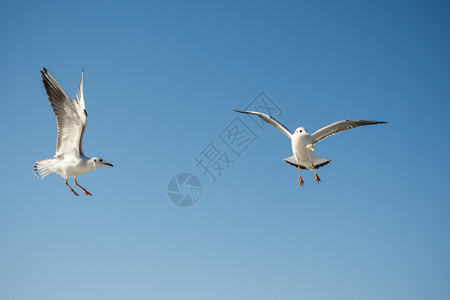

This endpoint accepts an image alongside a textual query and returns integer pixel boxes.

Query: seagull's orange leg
[312,162,321,183]
[297,163,304,186]
[66,179,79,196]
[74,177,92,196]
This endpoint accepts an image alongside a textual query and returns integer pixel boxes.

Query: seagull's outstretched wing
[41,68,88,159]
[74,70,87,155]
[311,120,387,144]
[235,110,292,139]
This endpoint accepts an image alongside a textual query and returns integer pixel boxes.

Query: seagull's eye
[94,159,97,162]
[100,159,103,162]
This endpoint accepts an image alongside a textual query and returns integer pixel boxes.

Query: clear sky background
[1,0,449,299]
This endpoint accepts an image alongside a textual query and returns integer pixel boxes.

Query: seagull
[235,110,386,186]
[34,68,113,196]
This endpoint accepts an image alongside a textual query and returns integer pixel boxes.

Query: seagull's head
[295,127,309,136]
[91,157,114,169]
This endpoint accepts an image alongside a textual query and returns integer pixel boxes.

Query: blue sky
[1,0,449,299]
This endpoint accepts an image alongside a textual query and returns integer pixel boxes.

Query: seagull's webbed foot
[74,178,92,196]
[66,179,79,196]
[311,163,321,183]
[314,173,321,183]
[82,190,92,196]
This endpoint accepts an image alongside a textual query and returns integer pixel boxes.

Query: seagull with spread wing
[235,110,386,186]
[34,68,113,196]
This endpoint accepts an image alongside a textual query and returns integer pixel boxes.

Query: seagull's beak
[104,162,114,167]
[304,132,310,136]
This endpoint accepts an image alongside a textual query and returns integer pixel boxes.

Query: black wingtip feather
[235,110,250,114]
[285,159,331,170]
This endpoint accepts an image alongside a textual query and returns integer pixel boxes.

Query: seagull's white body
[62,157,95,177]
[34,68,113,196]
[235,110,386,185]
[37,156,101,179]
[291,129,327,170]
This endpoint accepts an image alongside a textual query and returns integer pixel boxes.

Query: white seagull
[34,68,113,196]
[235,110,386,186]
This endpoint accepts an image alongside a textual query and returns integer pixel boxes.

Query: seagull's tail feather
[312,157,331,169]
[33,158,57,179]
[284,156,307,170]
[283,156,331,170]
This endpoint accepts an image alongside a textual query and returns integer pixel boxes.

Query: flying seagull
[34,68,113,196]
[235,110,386,186]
